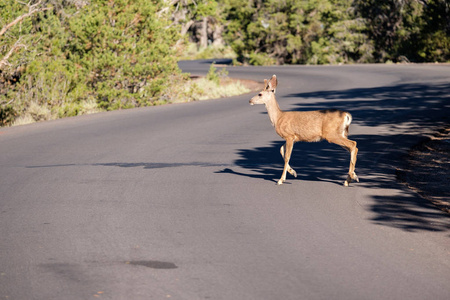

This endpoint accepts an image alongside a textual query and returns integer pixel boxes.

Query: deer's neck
[265,96,283,127]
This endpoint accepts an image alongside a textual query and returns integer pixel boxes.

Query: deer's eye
[258,93,263,97]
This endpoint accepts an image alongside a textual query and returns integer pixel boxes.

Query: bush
[206,63,228,85]
[0,0,188,126]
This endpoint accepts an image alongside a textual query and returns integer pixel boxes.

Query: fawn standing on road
[249,75,359,186]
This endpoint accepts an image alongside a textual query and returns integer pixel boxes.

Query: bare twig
[0,1,50,37]
[0,37,26,69]
[0,1,50,70]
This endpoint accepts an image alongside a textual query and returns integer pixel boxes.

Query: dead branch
[0,37,26,69]
[0,1,51,38]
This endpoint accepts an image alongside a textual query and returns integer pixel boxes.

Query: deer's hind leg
[344,139,359,186]
[280,143,297,178]
[327,136,359,186]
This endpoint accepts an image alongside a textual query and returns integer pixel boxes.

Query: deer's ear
[264,79,268,90]
[269,75,277,92]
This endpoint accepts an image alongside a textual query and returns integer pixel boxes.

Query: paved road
[1,61,449,299]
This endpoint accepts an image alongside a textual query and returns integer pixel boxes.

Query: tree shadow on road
[286,82,450,130]
[224,81,450,233]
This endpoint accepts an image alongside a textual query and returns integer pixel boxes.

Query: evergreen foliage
[1,0,185,126]
[219,0,448,65]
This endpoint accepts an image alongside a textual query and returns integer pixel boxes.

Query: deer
[249,75,359,186]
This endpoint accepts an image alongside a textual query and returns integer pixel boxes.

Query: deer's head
[249,75,278,105]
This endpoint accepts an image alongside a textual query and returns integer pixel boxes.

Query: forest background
[0,0,449,127]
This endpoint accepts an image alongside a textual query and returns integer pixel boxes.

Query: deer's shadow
[218,140,352,185]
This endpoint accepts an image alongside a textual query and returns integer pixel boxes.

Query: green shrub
[0,0,188,126]
[206,63,229,85]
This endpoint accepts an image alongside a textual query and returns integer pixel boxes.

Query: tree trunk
[212,23,224,47]
[199,17,208,48]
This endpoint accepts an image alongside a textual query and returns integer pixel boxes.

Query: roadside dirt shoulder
[397,128,450,213]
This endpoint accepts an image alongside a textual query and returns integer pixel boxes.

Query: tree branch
[0,1,50,37]
[0,37,26,70]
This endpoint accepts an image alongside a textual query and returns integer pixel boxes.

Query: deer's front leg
[280,144,297,178]
[278,140,294,185]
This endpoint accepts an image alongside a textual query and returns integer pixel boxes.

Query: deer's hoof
[350,172,359,183]
[344,173,359,186]
[288,168,297,178]
[277,179,284,185]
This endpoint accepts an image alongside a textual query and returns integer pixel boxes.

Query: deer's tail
[343,112,352,138]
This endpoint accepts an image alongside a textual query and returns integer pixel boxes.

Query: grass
[7,66,254,126]
[186,77,250,101]
[11,98,102,126]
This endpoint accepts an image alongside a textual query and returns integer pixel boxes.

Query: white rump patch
[344,113,352,127]
[342,113,352,138]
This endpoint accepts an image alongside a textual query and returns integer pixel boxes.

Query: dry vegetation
[397,127,450,213]
[183,77,259,101]
[10,74,258,126]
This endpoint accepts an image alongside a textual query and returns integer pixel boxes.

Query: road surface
[1,60,449,299]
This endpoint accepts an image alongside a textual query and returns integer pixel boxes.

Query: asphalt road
[1,61,450,300]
